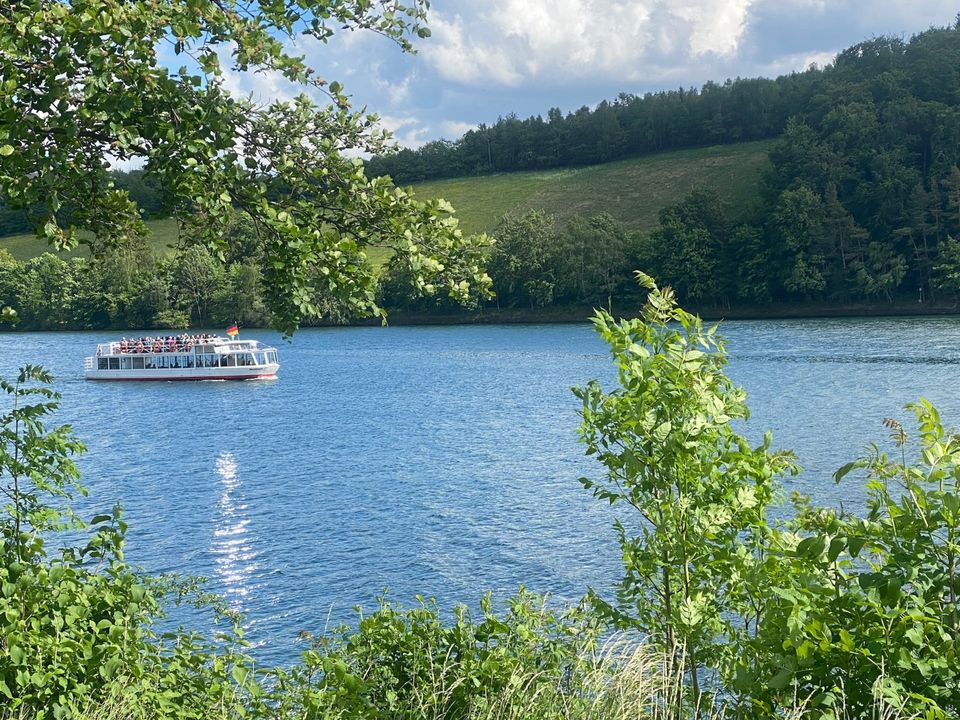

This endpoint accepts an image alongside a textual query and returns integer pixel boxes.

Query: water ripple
[3,318,960,666]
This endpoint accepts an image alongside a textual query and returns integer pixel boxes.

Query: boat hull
[84,365,279,381]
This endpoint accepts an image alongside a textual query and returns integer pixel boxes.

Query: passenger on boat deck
[114,333,223,353]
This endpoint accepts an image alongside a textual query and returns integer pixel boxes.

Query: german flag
[226,324,239,337]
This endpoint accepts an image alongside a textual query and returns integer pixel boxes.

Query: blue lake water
[2,317,960,665]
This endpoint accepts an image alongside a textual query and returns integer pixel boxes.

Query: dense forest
[367,22,960,185]
[0,214,366,331]
[400,21,960,313]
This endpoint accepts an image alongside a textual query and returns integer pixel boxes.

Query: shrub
[0,366,254,719]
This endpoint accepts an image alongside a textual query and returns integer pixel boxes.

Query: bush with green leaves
[742,402,960,719]
[575,273,798,707]
[575,273,960,719]
[258,590,599,720]
[0,366,256,719]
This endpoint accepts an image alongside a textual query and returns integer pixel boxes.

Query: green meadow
[0,140,773,263]
[408,140,774,236]
[0,216,183,261]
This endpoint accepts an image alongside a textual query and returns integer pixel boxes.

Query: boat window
[98,358,108,370]
[254,352,265,365]
[223,354,237,367]
[132,357,144,370]
[108,357,120,370]
[121,357,132,370]
[183,355,194,368]
[268,351,277,364]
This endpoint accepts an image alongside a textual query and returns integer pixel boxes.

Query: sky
[222,0,959,149]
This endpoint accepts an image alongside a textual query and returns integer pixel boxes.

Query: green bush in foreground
[256,592,598,719]
[577,273,960,719]
[0,366,253,719]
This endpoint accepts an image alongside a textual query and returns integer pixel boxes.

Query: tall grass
[2,640,919,720]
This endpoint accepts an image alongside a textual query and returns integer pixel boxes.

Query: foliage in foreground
[0,366,253,719]
[0,1,492,333]
[577,273,960,718]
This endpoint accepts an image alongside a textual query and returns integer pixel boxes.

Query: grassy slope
[408,140,774,236]
[0,216,395,267]
[0,140,773,262]
[0,217,183,261]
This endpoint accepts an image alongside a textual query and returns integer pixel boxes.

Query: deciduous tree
[0,0,491,332]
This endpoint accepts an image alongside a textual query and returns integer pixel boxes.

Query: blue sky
[221,0,959,149]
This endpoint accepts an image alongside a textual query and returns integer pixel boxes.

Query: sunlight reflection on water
[213,451,257,605]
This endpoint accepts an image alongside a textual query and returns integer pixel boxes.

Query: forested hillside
[367,23,960,187]
[644,24,960,308]
[390,21,960,313]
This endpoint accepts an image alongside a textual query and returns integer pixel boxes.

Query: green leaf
[796,535,826,558]
[768,667,794,690]
[232,664,249,686]
[833,461,859,483]
[100,657,122,679]
[827,536,846,562]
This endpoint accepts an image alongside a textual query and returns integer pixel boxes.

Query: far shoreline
[358,299,960,327]
[3,300,960,332]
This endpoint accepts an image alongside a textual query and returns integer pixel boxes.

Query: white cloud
[218,48,300,105]
[425,13,526,86]
[423,0,759,88]
[674,0,752,56]
[370,69,414,107]
[378,114,431,148]
[441,120,477,138]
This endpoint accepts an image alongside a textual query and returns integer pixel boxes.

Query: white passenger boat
[84,335,280,381]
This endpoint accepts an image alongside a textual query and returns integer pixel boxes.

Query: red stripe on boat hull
[86,373,277,382]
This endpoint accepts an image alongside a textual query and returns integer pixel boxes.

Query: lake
[2,316,960,665]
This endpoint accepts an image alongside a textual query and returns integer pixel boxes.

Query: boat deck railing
[94,339,272,357]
